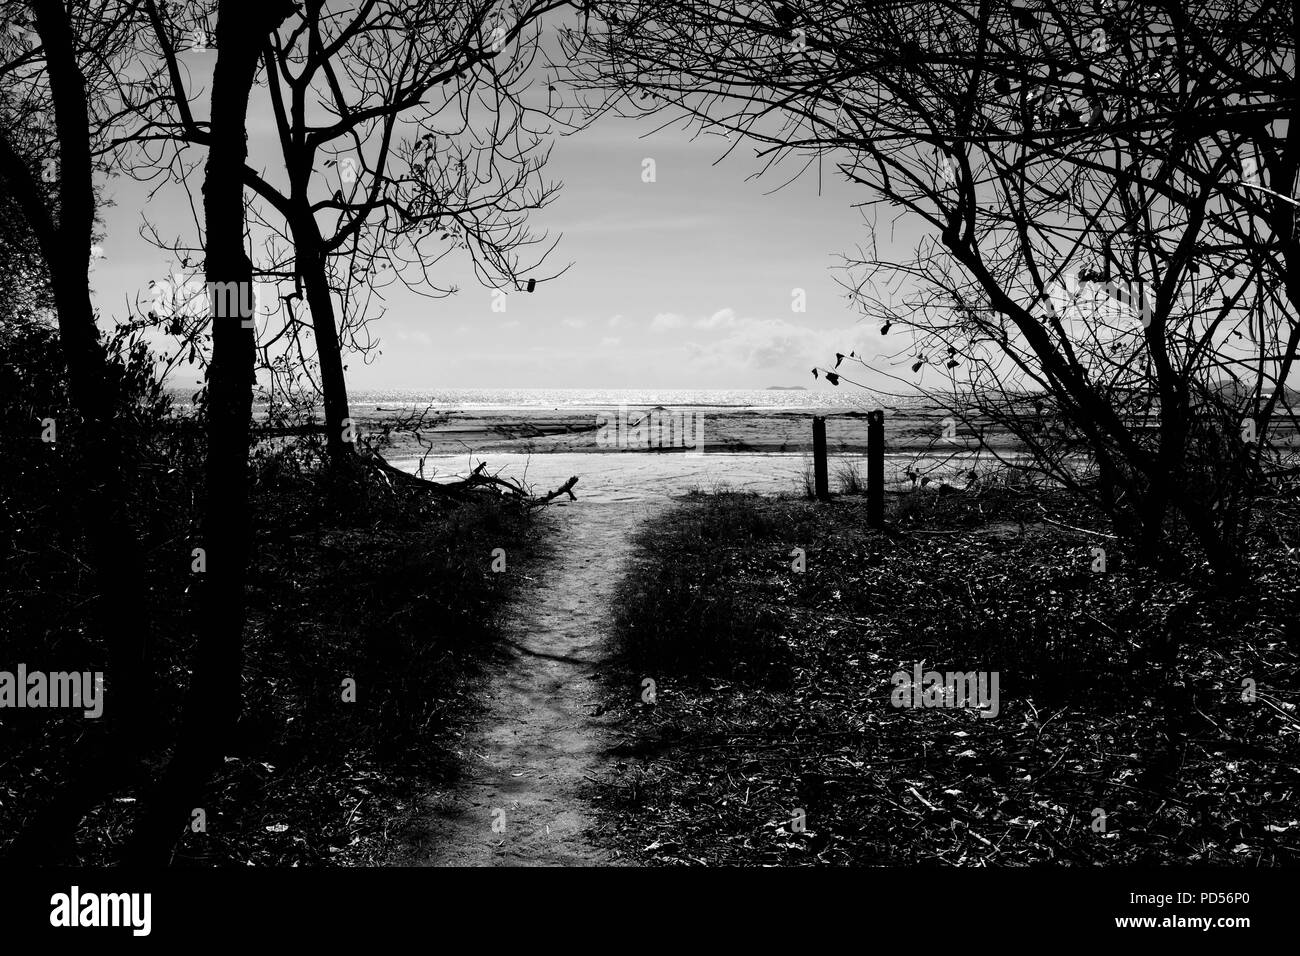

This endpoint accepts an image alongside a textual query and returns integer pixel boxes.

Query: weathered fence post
[867,409,884,527]
[812,416,829,501]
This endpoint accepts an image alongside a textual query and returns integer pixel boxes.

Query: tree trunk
[1179,497,1246,589]
[292,219,353,465]
[128,0,291,865]
[4,0,153,865]
[1135,485,1169,568]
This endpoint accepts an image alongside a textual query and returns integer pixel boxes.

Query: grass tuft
[594,488,1300,866]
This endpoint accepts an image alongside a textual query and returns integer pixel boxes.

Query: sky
[86,24,907,394]
[70,8,1288,400]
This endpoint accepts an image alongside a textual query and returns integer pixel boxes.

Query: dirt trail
[394,499,659,866]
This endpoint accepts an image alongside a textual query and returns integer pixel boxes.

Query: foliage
[597,491,1300,865]
[0,314,536,864]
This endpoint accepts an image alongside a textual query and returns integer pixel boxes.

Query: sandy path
[394,499,659,866]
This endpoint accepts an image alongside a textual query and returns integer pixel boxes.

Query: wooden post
[867,409,884,527]
[812,416,829,500]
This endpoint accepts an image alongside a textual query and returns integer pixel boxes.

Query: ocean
[347,386,902,411]
[166,384,935,414]
[160,385,976,500]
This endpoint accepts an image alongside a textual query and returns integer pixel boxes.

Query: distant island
[765,385,808,391]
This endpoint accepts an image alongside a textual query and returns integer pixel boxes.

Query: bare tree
[0,0,169,863]
[564,0,1299,578]
[142,0,570,466]
[128,0,296,865]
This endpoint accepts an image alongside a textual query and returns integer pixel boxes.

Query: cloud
[644,307,870,376]
[392,328,434,347]
[562,317,586,329]
[651,312,687,330]
[677,313,870,376]
[693,307,737,330]
[600,336,622,347]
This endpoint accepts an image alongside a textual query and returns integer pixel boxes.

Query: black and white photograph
[0,0,1291,938]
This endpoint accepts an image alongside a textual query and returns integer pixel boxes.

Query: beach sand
[350,403,1026,502]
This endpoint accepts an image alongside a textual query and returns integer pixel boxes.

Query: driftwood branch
[365,452,578,507]
[528,474,579,507]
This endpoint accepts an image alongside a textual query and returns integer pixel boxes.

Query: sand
[391,500,656,866]
[353,404,1025,501]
